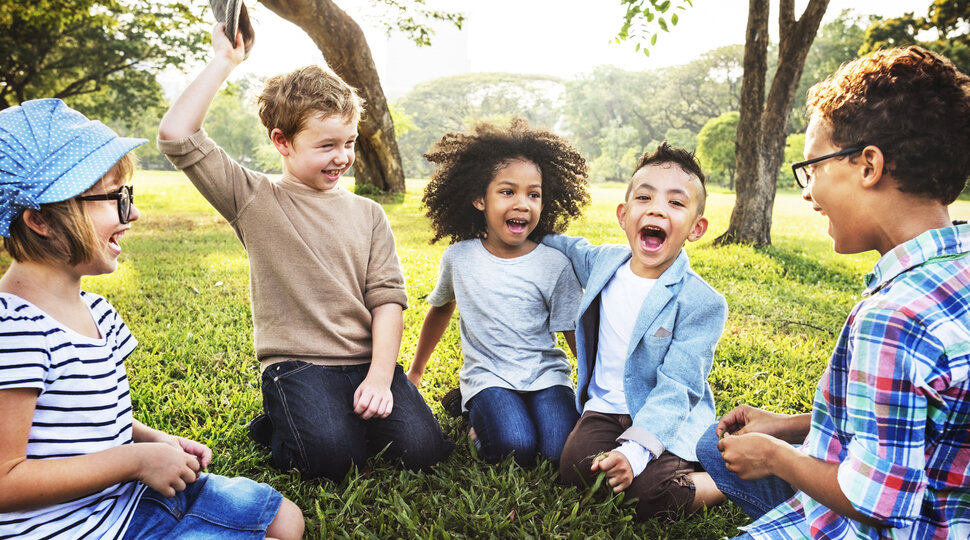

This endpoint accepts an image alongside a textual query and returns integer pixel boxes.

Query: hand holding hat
[210,0,255,58]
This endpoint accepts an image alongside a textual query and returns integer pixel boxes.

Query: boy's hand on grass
[136,442,203,497]
[354,377,394,419]
[591,451,634,492]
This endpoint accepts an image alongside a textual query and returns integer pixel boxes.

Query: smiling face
[473,158,543,258]
[274,113,358,191]
[800,115,876,254]
[618,163,708,278]
[74,170,140,276]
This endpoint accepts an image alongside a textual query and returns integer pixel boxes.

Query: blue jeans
[260,361,454,481]
[695,423,795,520]
[466,385,579,467]
[123,473,282,539]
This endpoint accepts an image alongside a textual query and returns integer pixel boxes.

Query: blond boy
[157,25,452,481]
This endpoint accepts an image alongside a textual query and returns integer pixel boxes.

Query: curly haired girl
[407,118,590,467]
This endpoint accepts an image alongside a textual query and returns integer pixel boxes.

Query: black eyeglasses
[75,185,134,224]
[791,145,865,189]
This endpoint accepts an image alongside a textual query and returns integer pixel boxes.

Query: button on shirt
[746,224,970,540]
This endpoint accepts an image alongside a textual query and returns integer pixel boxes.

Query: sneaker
[440,387,463,418]
[248,413,272,448]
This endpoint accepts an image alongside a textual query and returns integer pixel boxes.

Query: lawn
[33,170,970,538]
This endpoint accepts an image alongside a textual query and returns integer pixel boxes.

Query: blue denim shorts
[122,473,283,539]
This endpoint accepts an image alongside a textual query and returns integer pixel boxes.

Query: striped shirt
[746,224,970,540]
[0,292,146,539]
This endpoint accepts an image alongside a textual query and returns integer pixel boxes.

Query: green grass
[18,171,970,538]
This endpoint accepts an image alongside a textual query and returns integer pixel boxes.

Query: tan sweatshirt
[158,130,407,371]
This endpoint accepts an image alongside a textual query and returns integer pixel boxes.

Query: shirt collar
[863,223,970,296]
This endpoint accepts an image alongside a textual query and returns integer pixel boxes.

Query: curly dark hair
[806,46,970,204]
[422,118,590,244]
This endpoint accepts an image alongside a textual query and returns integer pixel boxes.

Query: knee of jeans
[396,437,455,472]
[487,429,537,460]
[694,423,721,469]
[272,435,362,481]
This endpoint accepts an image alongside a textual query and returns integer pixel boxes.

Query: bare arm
[407,302,457,386]
[718,432,880,527]
[0,389,201,512]
[157,23,246,140]
[561,330,577,359]
[354,303,404,420]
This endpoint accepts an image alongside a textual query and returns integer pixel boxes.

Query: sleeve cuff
[617,426,665,459]
[615,440,653,477]
[838,436,927,526]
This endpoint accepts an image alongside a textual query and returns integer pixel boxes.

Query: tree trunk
[715,0,829,246]
[258,0,406,193]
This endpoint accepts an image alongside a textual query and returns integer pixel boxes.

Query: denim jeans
[123,473,282,539]
[695,423,795,520]
[466,385,578,467]
[260,361,454,481]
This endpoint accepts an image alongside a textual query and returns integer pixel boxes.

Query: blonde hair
[257,65,365,141]
[4,153,136,265]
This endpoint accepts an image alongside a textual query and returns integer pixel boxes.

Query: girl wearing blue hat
[0,99,304,539]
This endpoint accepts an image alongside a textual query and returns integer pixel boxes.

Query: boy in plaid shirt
[695,46,970,539]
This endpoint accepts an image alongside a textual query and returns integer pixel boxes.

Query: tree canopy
[860,0,969,73]
[0,0,207,118]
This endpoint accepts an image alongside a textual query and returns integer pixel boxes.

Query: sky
[166,0,925,99]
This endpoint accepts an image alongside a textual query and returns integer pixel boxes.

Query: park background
[3,0,970,538]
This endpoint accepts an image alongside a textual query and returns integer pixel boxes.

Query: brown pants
[559,411,697,520]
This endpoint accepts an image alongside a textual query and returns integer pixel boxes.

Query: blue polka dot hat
[0,98,147,237]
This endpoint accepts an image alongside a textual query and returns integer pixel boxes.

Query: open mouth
[506,218,529,235]
[639,225,666,252]
[108,230,125,253]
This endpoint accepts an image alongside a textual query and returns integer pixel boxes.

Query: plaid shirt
[746,224,970,540]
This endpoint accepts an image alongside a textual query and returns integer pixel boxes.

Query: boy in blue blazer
[542,142,728,519]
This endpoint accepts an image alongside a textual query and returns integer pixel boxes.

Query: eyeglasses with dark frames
[75,185,134,224]
[791,145,866,189]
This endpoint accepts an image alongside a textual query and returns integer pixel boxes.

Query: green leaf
[658,17,669,32]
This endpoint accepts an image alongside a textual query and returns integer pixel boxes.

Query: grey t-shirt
[429,239,582,410]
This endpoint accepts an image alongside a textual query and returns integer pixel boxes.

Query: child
[406,119,589,467]
[542,142,728,519]
[157,25,453,482]
[695,46,970,540]
[0,99,303,539]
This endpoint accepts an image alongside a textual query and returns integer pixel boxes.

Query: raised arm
[0,389,202,512]
[158,23,246,140]
[407,301,457,386]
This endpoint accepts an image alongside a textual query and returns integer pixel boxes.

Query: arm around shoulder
[540,233,603,284]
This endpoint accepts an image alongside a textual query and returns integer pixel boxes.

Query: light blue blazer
[542,234,728,462]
